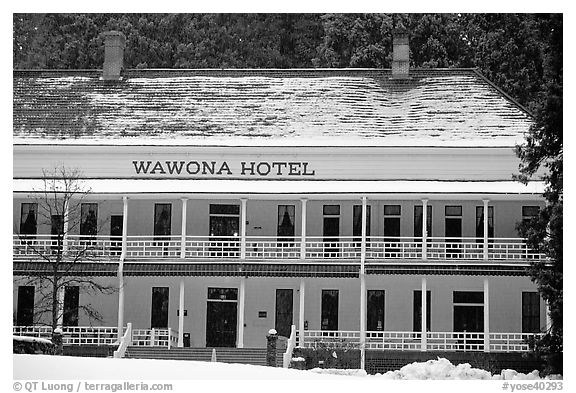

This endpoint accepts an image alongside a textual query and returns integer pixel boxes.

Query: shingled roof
[13,68,533,147]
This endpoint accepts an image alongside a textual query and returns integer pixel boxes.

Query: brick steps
[125,347,268,366]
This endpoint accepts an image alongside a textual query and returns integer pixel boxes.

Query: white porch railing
[13,234,545,262]
[298,330,543,353]
[13,326,119,345]
[131,328,176,348]
[113,322,132,358]
[283,325,297,368]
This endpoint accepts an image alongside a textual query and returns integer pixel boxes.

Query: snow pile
[13,335,53,345]
[310,368,368,377]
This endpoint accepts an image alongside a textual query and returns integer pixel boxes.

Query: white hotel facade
[13,32,548,361]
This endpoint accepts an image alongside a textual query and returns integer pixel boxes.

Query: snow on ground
[13,355,561,380]
[13,355,347,380]
[13,335,53,345]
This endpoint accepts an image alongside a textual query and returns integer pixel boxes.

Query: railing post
[484,278,490,352]
[483,199,489,260]
[180,198,188,259]
[422,199,428,260]
[240,198,247,259]
[178,279,185,347]
[421,277,427,351]
[300,198,307,259]
[168,328,171,349]
[299,279,305,347]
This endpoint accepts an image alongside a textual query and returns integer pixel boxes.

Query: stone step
[124,347,268,365]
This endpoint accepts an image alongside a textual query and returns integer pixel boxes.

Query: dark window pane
[453,305,484,332]
[154,204,172,237]
[20,203,37,236]
[353,205,371,239]
[210,204,240,215]
[414,205,432,239]
[384,205,401,216]
[522,292,540,333]
[367,290,385,331]
[275,289,293,337]
[413,290,431,331]
[81,203,98,237]
[522,206,540,218]
[453,291,484,304]
[16,286,35,326]
[277,205,295,238]
[445,206,462,216]
[151,287,169,328]
[323,205,340,216]
[51,215,63,235]
[208,287,238,301]
[321,290,339,330]
[63,286,80,326]
[475,206,494,239]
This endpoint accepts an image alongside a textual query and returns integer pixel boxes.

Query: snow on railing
[113,322,132,358]
[13,234,545,262]
[13,326,119,346]
[283,325,297,368]
[300,330,361,349]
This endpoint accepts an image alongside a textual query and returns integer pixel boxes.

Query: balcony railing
[13,234,545,262]
[296,330,543,353]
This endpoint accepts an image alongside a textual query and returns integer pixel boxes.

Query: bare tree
[14,167,116,346]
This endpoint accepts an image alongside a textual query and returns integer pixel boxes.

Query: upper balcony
[13,234,545,264]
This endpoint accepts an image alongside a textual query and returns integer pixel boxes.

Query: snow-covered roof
[13,68,533,147]
[13,179,545,197]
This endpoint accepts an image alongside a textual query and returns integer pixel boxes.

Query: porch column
[484,278,490,352]
[117,196,128,340]
[62,199,69,254]
[421,277,427,351]
[299,279,305,346]
[56,285,65,329]
[178,279,185,347]
[422,199,428,260]
[300,198,307,259]
[545,301,551,332]
[237,277,246,348]
[180,198,188,259]
[483,199,490,260]
[240,198,247,259]
[359,196,367,370]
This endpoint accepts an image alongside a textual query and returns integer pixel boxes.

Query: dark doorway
[16,286,35,326]
[151,287,169,328]
[413,290,431,332]
[384,205,401,257]
[323,205,340,257]
[209,204,240,257]
[110,215,123,255]
[475,206,494,242]
[367,290,385,331]
[445,206,462,258]
[206,288,238,347]
[20,203,37,238]
[275,289,293,337]
[321,290,339,331]
[353,205,371,247]
[51,214,64,251]
[63,286,80,326]
[522,292,541,333]
[453,305,484,332]
[277,205,295,246]
[80,203,98,241]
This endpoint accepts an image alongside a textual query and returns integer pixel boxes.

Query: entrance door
[445,206,462,258]
[209,204,240,257]
[367,290,385,331]
[453,291,484,350]
[275,289,293,337]
[151,287,169,328]
[323,205,340,257]
[206,288,238,347]
[384,205,401,257]
[63,286,79,326]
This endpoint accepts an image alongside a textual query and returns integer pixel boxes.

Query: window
[522,292,540,333]
[80,203,98,238]
[63,286,80,326]
[151,287,169,328]
[16,286,35,326]
[414,205,432,240]
[323,205,340,257]
[475,206,494,241]
[207,287,238,301]
[413,290,431,332]
[277,205,295,244]
[210,204,240,215]
[522,206,540,224]
[154,203,172,239]
[323,205,340,216]
[321,290,339,331]
[384,205,401,256]
[445,206,463,258]
[367,290,385,331]
[20,203,37,236]
[353,205,371,244]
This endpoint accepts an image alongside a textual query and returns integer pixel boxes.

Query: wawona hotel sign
[132,160,316,177]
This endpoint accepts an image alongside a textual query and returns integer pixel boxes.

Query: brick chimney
[102,31,126,81]
[391,27,409,79]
